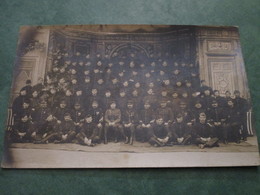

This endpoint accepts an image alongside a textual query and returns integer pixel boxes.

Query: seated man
[208,100,226,142]
[70,103,85,133]
[192,113,219,149]
[88,101,103,142]
[76,115,100,146]
[148,117,171,147]
[122,101,138,145]
[136,101,155,142]
[156,100,174,128]
[11,114,34,143]
[31,100,51,139]
[104,101,126,144]
[170,114,192,145]
[55,113,76,143]
[34,115,60,144]
[223,99,242,144]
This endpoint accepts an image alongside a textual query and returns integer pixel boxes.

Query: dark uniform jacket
[139,108,155,125]
[105,108,121,123]
[171,122,191,138]
[54,107,70,121]
[31,107,51,125]
[79,122,98,138]
[59,120,76,134]
[193,122,214,138]
[156,107,174,123]
[87,108,103,124]
[122,109,138,124]
[70,108,85,123]
[149,124,170,139]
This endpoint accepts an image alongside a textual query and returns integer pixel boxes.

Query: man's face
[97,79,104,85]
[74,105,81,110]
[46,115,54,122]
[72,79,77,84]
[127,103,134,109]
[85,78,90,83]
[161,91,167,96]
[228,101,234,107]
[92,102,98,109]
[105,92,111,97]
[186,82,191,87]
[180,103,186,110]
[112,79,118,84]
[148,83,154,88]
[86,117,93,123]
[195,103,202,109]
[160,102,167,108]
[71,69,77,74]
[66,90,72,96]
[120,92,126,97]
[59,78,65,84]
[192,92,198,98]
[172,93,178,99]
[123,81,128,87]
[176,82,182,87]
[60,103,66,108]
[156,118,164,125]
[97,61,102,66]
[129,61,135,68]
[214,91,220,97]
[182,93,188,98]
[132,71,138,76]
[162,61,167,67]
[47,79,52,84]
[110,103,116,109]
[20,90,26,96]
[212,102,218,108]
[21,116,29,122]
[135,82,140,88]
[235,92,240,97]
[164,80,170,85]
[32,91,38,97]
[176,117,183,123]
[22,103,29,109]
[144,103,150,110]
[53,67,58,72]
[204,90,210,96]
[76,91,82,96]
[199,115,206,123]
[147,89,153,95]
[64,116,71,121]
[50,89,56,94]
[40,102,47,108]
[84,70,90,75]
[160,71,165,76]
[145,73,151,78]
[132,90,138,96]
[225,92,231,97]
[174,70,180,75]
[92,89,97,95]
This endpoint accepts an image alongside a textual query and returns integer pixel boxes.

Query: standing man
[104,101,126,144]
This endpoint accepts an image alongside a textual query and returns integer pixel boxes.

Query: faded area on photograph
[2,25,259,168]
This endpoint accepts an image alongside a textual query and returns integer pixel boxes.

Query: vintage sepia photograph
[1,25,259,168]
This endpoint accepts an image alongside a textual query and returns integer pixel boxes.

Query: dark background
[0,0,259,194]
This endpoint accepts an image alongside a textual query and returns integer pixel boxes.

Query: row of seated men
[10,92,248,148]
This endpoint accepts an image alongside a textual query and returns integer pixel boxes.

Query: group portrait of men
[9,48,251,149]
